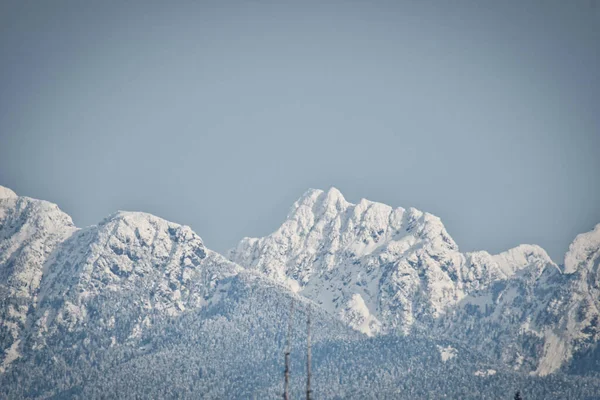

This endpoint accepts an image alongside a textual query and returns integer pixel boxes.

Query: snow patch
[474,369,496,377]
[0,340,21,373]
[339,293,381,336]
[437,345,458,362]
[535,330,570,376]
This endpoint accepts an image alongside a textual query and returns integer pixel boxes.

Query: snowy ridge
[36,210,241,316]
[228,187,554,337]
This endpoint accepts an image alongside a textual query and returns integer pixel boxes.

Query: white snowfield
[1,185,599,377]
[437,345,458,363]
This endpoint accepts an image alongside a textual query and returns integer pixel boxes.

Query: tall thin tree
[306,305,312,400]
[284,299,294,400]
[514,391,522,400]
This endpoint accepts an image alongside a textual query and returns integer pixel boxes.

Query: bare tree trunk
[284,299,294,400]
[306,305,312,400]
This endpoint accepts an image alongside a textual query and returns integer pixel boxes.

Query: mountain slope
[6,266,599,400]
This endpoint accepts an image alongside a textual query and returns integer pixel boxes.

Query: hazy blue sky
[1,0,598,263]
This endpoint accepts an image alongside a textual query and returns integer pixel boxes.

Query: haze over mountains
[1,185,599,399]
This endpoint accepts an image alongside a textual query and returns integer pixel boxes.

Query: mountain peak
[0,185,17,199]
[101,210,174,225]
[564,223,600,274]
[325,186,345,202]
[96,210,204,251]
[229,187,466,333]
[291,187,348,211]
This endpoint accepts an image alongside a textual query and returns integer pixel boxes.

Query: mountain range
[1,185,599,399]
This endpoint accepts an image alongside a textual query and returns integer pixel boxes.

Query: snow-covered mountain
[229,187,600,375]
[227,187,553,336]
[1,184,599,398]
[27,210,245,357]
[0,186,246,375]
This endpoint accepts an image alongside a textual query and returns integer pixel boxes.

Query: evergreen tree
[514,391,522,400]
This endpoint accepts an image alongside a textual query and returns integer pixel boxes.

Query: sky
[0,0,598,263]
